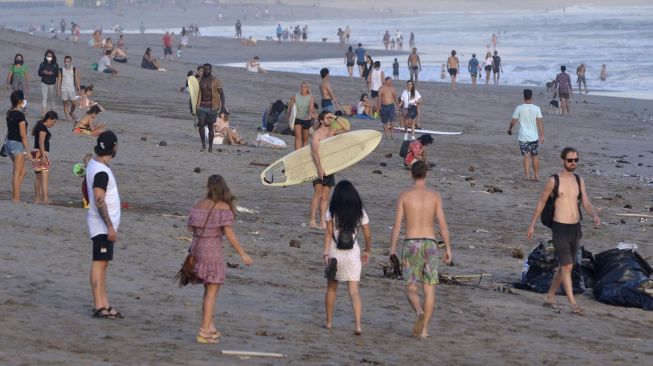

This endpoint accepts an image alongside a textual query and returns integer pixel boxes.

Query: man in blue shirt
[468,53,480,90]
[276,24,282,42]
[354,43,366,78]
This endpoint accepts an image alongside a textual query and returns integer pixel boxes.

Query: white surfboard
[287,104,297,130]
[393,127,462,135]
[261,130,382,186]
[187,76,200,116]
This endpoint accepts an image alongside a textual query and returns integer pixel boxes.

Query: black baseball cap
[95,130,118,156]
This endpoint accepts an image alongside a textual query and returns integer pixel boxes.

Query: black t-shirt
[6,110,27,142]
[492,55,501,68]
[92,172,109,191]
[38,62,59,85]
[33,123,51,152]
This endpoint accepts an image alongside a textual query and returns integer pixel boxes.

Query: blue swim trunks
[380,104,395,123]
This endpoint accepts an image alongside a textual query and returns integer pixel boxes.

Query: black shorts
[92,234,114,261]
[295,118,313,130]
[357,61,366,66]
[164,46,173,55]
[346,62,355,67]
[370,90,379,98]
[313,174,335,187]
[552,221,581,266]
[448,68,458,76]
[484,65,492,72]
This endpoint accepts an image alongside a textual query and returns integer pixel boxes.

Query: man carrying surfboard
[196,63,226,153]
[310,111,337,229]
[390,161,452,337]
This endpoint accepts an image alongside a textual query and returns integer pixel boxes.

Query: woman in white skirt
[322,180,372,335]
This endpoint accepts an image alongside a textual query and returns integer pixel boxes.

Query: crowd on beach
[2,19,611,346]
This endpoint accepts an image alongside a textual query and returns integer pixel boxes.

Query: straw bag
[175,202,217,287]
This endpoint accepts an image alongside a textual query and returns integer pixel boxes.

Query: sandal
[196,332,220,344]
[571,304,585,316]
[200,328,221,339]
[106,306,123,318]
[542,302,561,310]
[92,307,116,319]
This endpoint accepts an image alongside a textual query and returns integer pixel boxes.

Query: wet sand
[0,25,652,366]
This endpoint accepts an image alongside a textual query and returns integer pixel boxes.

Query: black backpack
[541,174,582,229]
[333,229,357,250]
[399,140,410,158]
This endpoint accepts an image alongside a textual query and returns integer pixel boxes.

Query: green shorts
[401,238,439,286]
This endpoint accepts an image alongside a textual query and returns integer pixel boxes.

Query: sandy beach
[0,3,653,364]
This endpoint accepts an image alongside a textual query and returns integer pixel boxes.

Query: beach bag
[399,140,410,158]
[91,63,98,71]
[541,174,582,229]
[333,229,357,250]
[324,258,337,280]
[175,203,217,287]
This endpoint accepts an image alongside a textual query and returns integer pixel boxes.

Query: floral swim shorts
[401,238,439,286]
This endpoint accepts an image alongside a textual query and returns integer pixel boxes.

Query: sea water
[148,6,653,95]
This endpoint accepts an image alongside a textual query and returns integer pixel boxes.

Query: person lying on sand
[73,105,106,136]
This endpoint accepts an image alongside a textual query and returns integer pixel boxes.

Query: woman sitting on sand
[92,30,103,48]
[186,175,253,344]
[323,180,372,336]
[356,94,373,116]
[73,105,105,136]
[245,56,266,73]
[77,85,105,111]
[214,111,246,145]
[141,48,166,71]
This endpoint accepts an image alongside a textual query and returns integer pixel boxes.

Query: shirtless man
[390,161,451,338]
[446,50,460,89]
[576,63,587,101]
[310,111,339,229]
[407,48,421,84]
[527,147,601,316]
[377,77,398,139]
[319,68,340,113]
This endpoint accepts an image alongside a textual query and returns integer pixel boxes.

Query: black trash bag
[513,240,584,294]
[592,248,653,310]
[580,247,596,288]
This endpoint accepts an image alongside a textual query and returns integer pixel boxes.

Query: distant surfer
[196,63,226,152]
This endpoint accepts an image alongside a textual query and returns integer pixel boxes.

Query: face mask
[46,56,53,62]
[15,60,23,65]
[21,100,28,109]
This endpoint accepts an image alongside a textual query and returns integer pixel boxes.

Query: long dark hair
[14,53,24,65]
[206,174,237,216]
[32,111,59,136]
[144,47,151,56]
[8,90,24,118]
[329,180,364,232]
[43,49,57,64]
[407,80,416,98]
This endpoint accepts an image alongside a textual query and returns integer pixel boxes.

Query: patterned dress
[187,208,234,285]
[326,209,369,282]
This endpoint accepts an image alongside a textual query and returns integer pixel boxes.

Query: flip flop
[412,313,425,337]
[542,302,561,310]
[92,307,116,319]
[571,305,585,316]
[196,334,219,344]
[106,306,123,318]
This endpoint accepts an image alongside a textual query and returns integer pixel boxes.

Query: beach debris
[465,177,474,181]
[468,245,476,249]
[616,159,631,164]
[618,213,653,218]
[372,170,382,175]
[495,285,515,294]
[249,161,270,167]
[361,359,383,365]
[256,330,269,336]
[450,308,464,315]
[624,204,632,209]
[512,247,525,259]
[248,231,260,235]
[439,273,491,286]
[380,162,387,167]
[384,153,393,158]
[620,219,627,224]
[236,206,259,214]
[140,136,147,141]
[193,167,201,173]
[175,236,192,242]
[474,229,489,233]
[158,140,167,146]
[485,186,503,193]
[289,239,301,248]
[468,165,475,172]
[221,350,287,359]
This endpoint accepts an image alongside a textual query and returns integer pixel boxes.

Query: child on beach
[186,175,253,344]
[323,180,372,335]
[31,111,58,204]
[73,153,93,208]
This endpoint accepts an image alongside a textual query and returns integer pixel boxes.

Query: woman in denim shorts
[5,90,32,203]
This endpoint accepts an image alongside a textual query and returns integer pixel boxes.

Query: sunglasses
[565,158,579,163]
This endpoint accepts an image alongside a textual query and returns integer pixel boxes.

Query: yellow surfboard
[187,76,200,116]
[261,130,382,186]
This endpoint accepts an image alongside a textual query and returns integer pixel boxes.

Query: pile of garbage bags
[514,240,653,310]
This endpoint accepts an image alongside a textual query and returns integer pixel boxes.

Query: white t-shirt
[484,57,493,67]
[325,209,369,247]
[98,55,111,72]
[400,90,422,108]
[357,101,366,115]
[370,69,383,91]
[512,103,542,142]
[86,158,121,238]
